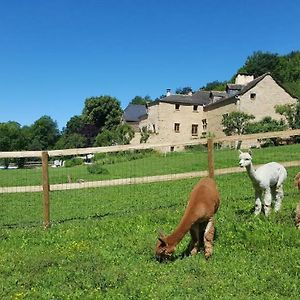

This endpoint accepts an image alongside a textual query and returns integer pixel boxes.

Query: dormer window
[175,104,180,110]
[250,93,256,100]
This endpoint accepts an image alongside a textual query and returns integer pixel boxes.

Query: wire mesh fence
[1,129,300,228]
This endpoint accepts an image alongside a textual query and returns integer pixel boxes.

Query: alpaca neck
[165,221,191,247]
[245,163,258,182]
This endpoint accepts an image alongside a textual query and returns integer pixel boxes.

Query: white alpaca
[238,150,287,216]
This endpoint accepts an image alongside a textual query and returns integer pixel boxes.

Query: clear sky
[0,0,299,129]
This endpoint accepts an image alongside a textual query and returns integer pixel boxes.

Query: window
[250,93,256,100]
[174,123,180,133]
[193,105,198,112]
[202,119,207,131]
[175,104,180,110]
[192,124,198,136]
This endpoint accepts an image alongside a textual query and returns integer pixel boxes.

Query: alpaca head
[155,233,175,262]
[238,150,252,168]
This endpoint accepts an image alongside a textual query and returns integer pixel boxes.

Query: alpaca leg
[254,190,262,215]
[189,224,200,255]
[263,188,272,216]
[204,218,215,259]
[274,185,284,212]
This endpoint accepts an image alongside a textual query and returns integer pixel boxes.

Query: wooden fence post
[42,151,50,228]
[207,138,215,178]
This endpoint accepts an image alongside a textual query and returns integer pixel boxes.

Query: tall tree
[28,116,60,150]
[82,96,122,130]
[0,122,27,151]
[237,51,280,79]
[64,115,85,135]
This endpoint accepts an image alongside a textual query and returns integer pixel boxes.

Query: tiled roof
[123,104,147,122]
[151,90,211,106]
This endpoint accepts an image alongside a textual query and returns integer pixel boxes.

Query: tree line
[0,50,299,152]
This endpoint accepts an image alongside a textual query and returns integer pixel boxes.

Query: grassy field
[0,166,300,299]
[1,143,300,187]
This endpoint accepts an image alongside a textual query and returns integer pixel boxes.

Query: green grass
[1,143,300,187]
[0,167,300,299]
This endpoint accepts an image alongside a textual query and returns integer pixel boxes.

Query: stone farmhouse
[123,73,298,149]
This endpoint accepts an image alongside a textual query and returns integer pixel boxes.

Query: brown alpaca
[294,172,300,190]
[155,177,220,261]
[294,172,300,228]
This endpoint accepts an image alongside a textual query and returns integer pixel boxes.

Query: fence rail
[1,129,300,228]
[1,129,300,159]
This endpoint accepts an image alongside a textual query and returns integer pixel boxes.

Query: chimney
[166,89,171,97]
[235,74,254,85]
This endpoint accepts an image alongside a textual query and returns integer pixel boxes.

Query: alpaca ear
[238,150,243,154]
[248,149,252,156]
[158,237,167,247]
[157,230,167,246]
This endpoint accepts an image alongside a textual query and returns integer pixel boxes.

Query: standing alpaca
[238,150,287,216]
[155,177,220,262]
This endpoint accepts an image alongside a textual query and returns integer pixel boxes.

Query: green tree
[94,124,134,147]
[245,116,287,134]
[82,96,122,130]
[0,122,28,168]
[140,126,151,143]
[28,116,60,150]
[55,133,87,149]
[64,115,85,135]
[0,122,27,151]
[275,101,300,129]
[175,87,193,95]
[201,81,227,91]
[222,111,255,136]
[130,95,152,105]
[237,51,280,79]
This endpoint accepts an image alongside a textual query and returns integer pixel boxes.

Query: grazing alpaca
[238,150,287,216]
[293,173,300,228]
[155,177,220,262]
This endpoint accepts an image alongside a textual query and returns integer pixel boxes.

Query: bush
[87,163,109,174]
[64,157,83,168]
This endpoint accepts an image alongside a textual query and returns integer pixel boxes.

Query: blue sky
[0,0,299,129]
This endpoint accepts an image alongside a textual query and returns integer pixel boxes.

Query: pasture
[0,176,300,299]
[1,164,300,299]
[1,143,300,187]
